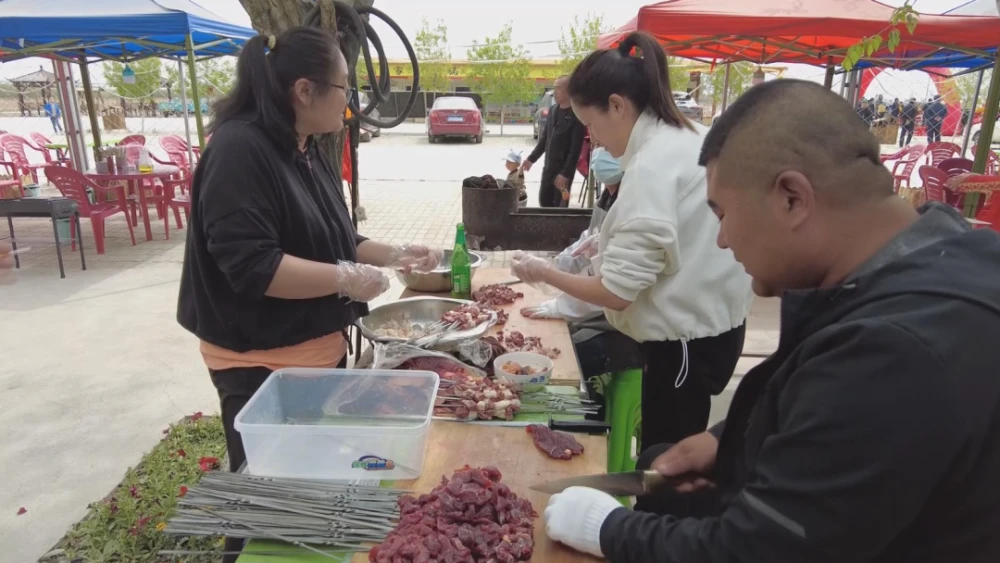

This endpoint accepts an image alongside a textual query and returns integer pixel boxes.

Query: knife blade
[530,470,701,496]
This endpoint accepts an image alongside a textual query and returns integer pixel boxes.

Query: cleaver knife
[530,470,700,496]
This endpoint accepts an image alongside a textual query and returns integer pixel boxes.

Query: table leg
[76,213,87,271]
[7,216,19,269]
[51,213,66,279]
[135,179,152,241]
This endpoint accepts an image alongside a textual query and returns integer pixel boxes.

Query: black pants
[539,168,571,208]
[632,443,723,517]
[928,123,941,144]
[639,323,745,449]
[210,359,348,562]
[900,126,914,147]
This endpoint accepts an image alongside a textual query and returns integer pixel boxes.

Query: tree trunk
[500,104,505,136]
[238,0,344,173]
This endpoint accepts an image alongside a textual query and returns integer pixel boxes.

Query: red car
[426,96,484,144]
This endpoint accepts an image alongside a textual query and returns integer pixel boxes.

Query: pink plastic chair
[0,134,46,185]
[119,134,146,147]
[880,146,911,164]
[159,175,191,240]
[890,144,926,191]
[972,145,1000,176]
[159,135,192,173]
[917,165,954,206]
[44,166,137,255]
[938,157,973,177]
[925,142,961,167]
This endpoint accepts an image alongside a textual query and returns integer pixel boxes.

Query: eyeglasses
[318,81,349,93]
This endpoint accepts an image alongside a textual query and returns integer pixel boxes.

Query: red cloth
[597,0,1000,66]
[342,130,352,185]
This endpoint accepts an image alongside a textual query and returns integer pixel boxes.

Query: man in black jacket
[543,79,1000,562]
[523,75,586,207]
[925,95,948,143]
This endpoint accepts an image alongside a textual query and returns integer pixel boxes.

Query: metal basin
[393,250,483,293]
[356,296,496,344]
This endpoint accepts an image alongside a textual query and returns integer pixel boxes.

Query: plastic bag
[371,342,487,378]
[453,339,494,367]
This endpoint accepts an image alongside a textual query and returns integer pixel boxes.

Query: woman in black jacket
[177,28,440,559]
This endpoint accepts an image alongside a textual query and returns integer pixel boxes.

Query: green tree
[954,70,992,115]
[102,59,163,99]
[165,58,237,100]
[843,1,919,71]
[557,14,612,75]
[704,62,756,114]
[668,57,694,95]
[414,18,451,93]
[466,23,535,135]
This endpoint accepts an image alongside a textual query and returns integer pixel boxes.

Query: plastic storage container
[235,368,439,480]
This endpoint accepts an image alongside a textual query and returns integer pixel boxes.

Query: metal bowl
[393,250,484,293]
[356,296,496,345]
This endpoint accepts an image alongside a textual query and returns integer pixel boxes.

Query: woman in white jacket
[512,31,753,448]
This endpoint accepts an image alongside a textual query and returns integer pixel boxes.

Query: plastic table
[85,165,179,241]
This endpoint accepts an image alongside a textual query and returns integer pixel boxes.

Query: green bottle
[450,223,472,300]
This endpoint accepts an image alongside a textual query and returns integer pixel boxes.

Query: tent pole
[721,63,732,112]
[961,69,985,156]
[185,34,206,150]
[823,61,834,89]
[968,49,1000,217]
[177,58,196,167]
[77,55,103,161]
[52,60,87,171]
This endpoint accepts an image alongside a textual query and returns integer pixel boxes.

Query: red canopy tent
[597,0,1000,69]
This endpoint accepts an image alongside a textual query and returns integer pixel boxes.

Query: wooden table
[402,268,584,386]
[85,165,179,241]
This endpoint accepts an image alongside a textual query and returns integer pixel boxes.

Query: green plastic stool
[605,368,642,475]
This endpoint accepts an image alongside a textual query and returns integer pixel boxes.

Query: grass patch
[42,414,227,563]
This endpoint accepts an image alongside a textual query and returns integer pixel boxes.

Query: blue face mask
[591,148,623,185]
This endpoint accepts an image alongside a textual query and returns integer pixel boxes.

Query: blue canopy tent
[0,0,257,162]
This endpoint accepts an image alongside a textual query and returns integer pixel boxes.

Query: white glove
[520,299,560,319]
[510,251,553,285]
[387,244,443,273]
[571,234,599,259]
[332,261,390,302]
[544,486,622,558]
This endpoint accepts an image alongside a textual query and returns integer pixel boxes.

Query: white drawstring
[675,340,689,388]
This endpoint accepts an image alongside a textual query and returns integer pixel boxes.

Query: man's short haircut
[699,79,894,206]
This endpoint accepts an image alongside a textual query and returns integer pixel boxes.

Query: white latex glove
[332,261,390,302]
[571,234,599,259]
[544,486,622,558]
[387,244,443,273]
[520,299,560,319]
[510,251,553,285]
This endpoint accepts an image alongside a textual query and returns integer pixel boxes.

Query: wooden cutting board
[401,268,584,386]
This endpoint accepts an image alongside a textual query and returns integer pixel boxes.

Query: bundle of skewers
[434,371,599,421]
[163,472,404,557]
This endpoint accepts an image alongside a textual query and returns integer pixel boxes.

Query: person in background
[176,28,441,562]
[858,99,875,127]
[523,75,586,207]
[926,95,947,144]
[542,78,1000,563]
[512,32,752,450]
[899,97,918,147]
[890,97,901,123]
[503,149,528,207]
[520,146,634,379]
[44,101,62,134]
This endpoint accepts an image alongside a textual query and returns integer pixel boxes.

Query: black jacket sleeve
[199,135,284,300]
[600,320,957,563]
[528,116,548,164]
[560,118,586,179]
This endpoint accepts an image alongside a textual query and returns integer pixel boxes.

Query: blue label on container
[352,455,395,471]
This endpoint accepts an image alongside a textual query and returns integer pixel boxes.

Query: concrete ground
[0,128,778,562]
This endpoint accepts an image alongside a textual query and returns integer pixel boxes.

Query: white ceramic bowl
[493,352,553,391]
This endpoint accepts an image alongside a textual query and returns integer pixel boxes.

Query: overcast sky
[0,0,979,100]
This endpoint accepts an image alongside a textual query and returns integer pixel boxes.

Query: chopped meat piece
[370,466,536,563]
[441,303,494,330]
[526,424,585,460]
[473,284,524,307]
[434,374,522,421]
[496,331,561,359]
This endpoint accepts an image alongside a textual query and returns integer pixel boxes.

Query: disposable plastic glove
[332,261,390,302]
[510,251,553,286]
[520,299,560,319]
[544,486,621,558]
[571,233,600,259]
[387,244,443,273]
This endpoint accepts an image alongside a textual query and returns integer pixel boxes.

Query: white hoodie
[598,111,753,342]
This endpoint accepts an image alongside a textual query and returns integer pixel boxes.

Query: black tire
[475,134,483,144]
[972,130,981,145]
[428,134,436,144]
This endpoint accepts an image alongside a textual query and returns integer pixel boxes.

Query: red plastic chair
[44,165,137,254]
[890,144,926,191]
[925,142,961,167]
[938,157,974,177]
[917,165,954,206]
[159,135,191,173]
[119,134,146,147]
[972,145,1000,176]
[0,134,46,185]
[880,146,910,164]
[159,175,191,239]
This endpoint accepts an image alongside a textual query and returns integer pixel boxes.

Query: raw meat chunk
[526,424,584,460]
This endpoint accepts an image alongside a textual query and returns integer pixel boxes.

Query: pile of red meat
[442,303,496,330]
[435,371,522,421]
[370,466,537,563]
[473,284,524,307]
[496,331,561,359]
[526,424,584,460]
[399,356,476,379]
